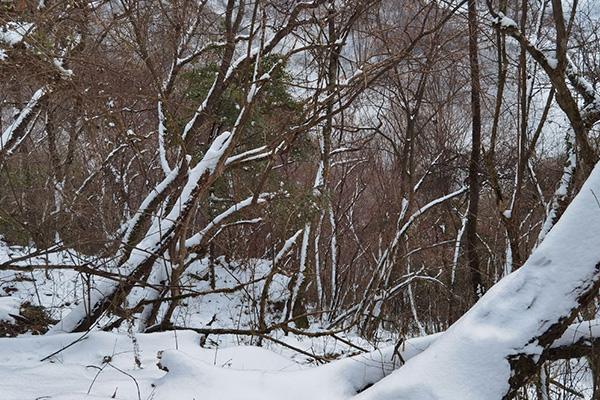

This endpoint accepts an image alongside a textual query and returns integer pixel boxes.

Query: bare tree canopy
[2,0,600,399]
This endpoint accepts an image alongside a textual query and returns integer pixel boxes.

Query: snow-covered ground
[0,327,434,400]
[0,295,20,323]
[0,240,405,399]
[1,239,597,400]
[1,330,302,400]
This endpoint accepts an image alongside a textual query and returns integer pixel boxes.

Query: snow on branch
[536,130,576,246]
[356,162,600,400]
[381,186,467,270]
[0,87,49,157]
[185,193,276,249]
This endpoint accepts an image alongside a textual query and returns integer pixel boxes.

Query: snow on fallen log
[355,163,600,400]
[0,327,436,400]
[546,319,600,361]
[153,333,439,400]
[2,319,599,399]
[148,319,600,400]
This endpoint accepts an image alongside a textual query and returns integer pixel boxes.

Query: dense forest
[1,0,600,399]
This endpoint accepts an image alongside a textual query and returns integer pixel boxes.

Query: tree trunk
[465,0,483,301]
[356,162,600,400]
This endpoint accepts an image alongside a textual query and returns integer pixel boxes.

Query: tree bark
[465,0,483,301]
[356,162,600,400]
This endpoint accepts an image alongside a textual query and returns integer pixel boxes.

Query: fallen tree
[352,162,600,399]
[150,319,600,399]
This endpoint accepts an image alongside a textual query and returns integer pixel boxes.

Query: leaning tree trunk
[355,161,600,400]
[465,0,483,302]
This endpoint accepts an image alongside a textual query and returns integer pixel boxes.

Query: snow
[2,235,600,399]
[157,101,172,174]
[0,22,33,46]
[2,319,594,400]
[284,224,311,321]
[1,87,48,152]
[0,296,20,323]
[1,236,406,399]
[547,56,558,70]
[356,162,600,400]
[185,193,274,249]
[246,83,258,103]
[537,130,576,245]
[153,342,396,400]
[450,211,467,285]
[0,330,300,400]
[181,74,218,141]
[53,57,74,78]
[0,245,104,332]
[552,319,600,349]
[151,257,293,331]
[55,129,239,333]
[0,243,402,399]
[0,325,433,400]
[120,164,181,247]
[339,68,363,86]
[494,14,518,30]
